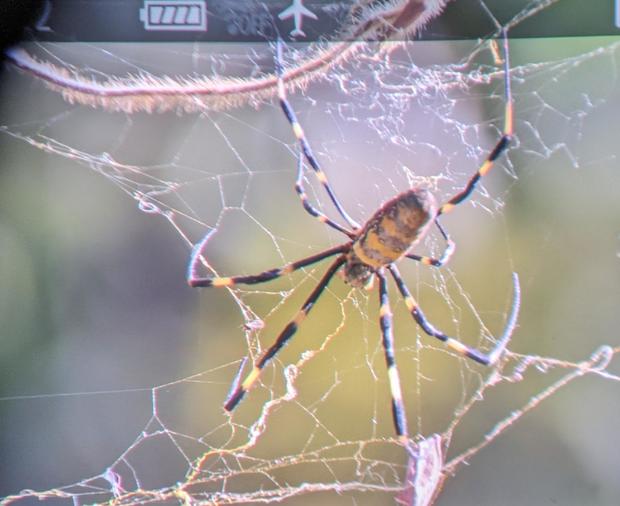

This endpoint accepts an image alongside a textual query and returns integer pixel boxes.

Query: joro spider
[188,32,521,444]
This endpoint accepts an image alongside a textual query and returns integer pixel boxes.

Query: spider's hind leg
[389,265,520,366]
[377,269,410,444]
[224,255,346,411]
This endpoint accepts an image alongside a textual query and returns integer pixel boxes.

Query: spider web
[1,1,620,505]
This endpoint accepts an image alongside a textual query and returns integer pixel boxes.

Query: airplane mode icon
[278,0,318,37]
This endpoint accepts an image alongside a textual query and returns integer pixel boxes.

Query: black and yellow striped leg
[406,220,455,267]
[377,270,409,443]
[294,153,356,238]
[188,243,349,288]
[439,28,513,216]
[389,265,520,366]
[224,255,347,411]
[275,40,360,230]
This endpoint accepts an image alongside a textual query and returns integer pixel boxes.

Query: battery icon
[140,0,207,31]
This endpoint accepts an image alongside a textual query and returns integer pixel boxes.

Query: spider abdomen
[343,188,437,287]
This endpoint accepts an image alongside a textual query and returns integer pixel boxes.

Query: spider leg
[188,243,349,288]
[388,265,520,366]
[377,269,409,444]
[224,255,347,411]
[406,220,455,267]
[294,153,356,238]
[439,28,513,216]
[276,40,360,230]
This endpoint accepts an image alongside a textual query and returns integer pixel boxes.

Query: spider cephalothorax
[188,32,520,444]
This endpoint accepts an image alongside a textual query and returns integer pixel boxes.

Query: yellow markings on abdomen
[343,188,437,286]
[353,189,436,268]
[353,227,403,268]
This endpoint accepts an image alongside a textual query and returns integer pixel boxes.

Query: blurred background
[0,8,619,506]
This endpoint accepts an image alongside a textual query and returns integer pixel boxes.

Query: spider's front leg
[406,219,455,267]
[275,39,360,232]
[293,153,356,238]
[439,28,513,216]
[187,242,349,288]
